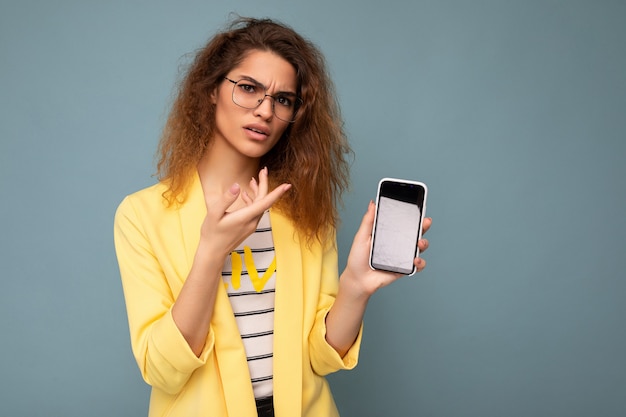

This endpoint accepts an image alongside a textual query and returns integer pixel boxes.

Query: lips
[244,124,271,141]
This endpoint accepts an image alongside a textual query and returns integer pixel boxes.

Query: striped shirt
[221,211,275,399]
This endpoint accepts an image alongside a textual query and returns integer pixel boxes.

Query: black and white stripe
[221,211,275,399]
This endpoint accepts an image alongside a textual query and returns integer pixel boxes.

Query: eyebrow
[237,75,298,96]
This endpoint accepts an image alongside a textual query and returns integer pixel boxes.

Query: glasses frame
[223,77,302,123]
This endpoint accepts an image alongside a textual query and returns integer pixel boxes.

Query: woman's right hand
[173,167,290,356]
[200,167,291,259]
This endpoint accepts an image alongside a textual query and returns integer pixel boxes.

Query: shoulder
[115,182,171,222]
[126,181,168,203]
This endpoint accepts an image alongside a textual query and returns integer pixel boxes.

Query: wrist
[339,268,374,302]
[194,240,229,273]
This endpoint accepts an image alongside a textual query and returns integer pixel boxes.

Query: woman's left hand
[327,201,432,356]
[342,201,432,298]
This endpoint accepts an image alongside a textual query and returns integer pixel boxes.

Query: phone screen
[370,179,427,275]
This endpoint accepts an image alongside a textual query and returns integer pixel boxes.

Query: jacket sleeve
[308,233,363,376]
[113,195,214,395]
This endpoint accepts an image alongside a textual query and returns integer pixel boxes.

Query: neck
[197,141,261,198]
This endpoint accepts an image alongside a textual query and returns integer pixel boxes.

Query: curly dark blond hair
[156,17,352,240]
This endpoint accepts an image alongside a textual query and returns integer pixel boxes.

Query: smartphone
[369,178,428,275]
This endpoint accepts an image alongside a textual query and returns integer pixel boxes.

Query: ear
[210,87,218,104]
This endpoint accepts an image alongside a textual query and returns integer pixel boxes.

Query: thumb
[355,200,376,241]
[207,183,241,216]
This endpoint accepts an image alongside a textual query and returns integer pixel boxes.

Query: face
[212,50,297,161]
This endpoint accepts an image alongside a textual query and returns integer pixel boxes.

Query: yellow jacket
[114,174,362,417]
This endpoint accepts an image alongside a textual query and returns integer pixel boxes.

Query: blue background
[1,1,625,416]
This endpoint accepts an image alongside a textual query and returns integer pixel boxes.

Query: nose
[253,95,274,120]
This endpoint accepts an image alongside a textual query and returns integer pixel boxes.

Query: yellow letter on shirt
[243,246,276,292]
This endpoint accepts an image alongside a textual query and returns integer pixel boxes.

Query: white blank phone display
[369,178,427,275]
[371,196,422,273]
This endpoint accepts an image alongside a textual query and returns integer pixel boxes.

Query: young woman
[114,17,431,417]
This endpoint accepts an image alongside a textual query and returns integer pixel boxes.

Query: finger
[414,257,427,273]
[207,183,241,217]
[257,166,269,198]
[354,201,376,241]
[422,217,432,235]
[241,189,254,206]
[249,176,259,198]
[418,238,429,253]
[251,183,291,213]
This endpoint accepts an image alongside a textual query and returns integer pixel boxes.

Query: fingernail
[229,183,240,195]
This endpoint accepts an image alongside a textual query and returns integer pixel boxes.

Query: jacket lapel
[178,173,257,416]
[271,209,304,417]
[178,172,204,270]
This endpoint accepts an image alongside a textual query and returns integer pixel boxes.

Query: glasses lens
[231,80,263,109]
[231,80,301,123]
[273,95,301,122]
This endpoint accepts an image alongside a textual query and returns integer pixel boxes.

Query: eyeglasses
[224,77,302,123]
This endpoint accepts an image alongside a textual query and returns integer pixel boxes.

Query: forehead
[230,50,297,92]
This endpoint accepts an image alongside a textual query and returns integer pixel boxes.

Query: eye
[275,94,294,108]
[237,82,257,94]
